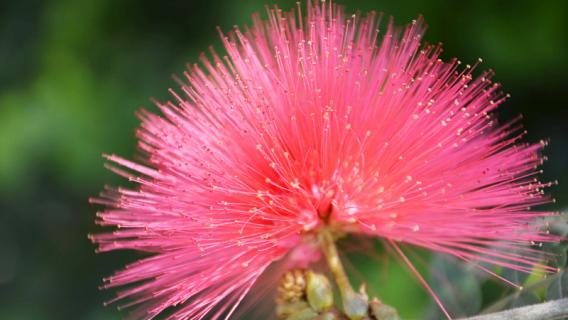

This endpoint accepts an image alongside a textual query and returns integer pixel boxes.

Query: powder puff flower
[91,1,558,319]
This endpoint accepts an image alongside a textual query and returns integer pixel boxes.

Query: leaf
[543,216,568,300]
[501,253,531,287]
[425,254,482,319]
[543,219,568,270]
[546,270,568,300]
[507,290,539,308]
[547,218,568,238]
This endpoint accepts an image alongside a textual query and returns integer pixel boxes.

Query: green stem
[319,228,368,320]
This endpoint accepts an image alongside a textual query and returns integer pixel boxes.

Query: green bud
[306,271,334,312]
[369,298,400,320]
[286,308,320,320]
[342,289,369,320]
[316,311,338,320]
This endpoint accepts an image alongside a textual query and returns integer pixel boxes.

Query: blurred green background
[0,0,566,319]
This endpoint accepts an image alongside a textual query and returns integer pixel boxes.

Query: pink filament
[92,1,557,319]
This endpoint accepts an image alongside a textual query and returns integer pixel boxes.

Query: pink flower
[92,2,557,319]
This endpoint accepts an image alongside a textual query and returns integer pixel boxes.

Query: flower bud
[306,271,334,312]
[342,290,368,320]
[369,297,400,320]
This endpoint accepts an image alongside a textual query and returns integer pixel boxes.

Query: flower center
[311,184,336,224]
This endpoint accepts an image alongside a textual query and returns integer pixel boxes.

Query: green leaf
[508,290,539,308]
[547,270,568,300]
[425,254,482,319]
[501,252,531,287]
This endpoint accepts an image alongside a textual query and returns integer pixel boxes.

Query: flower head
[92,2,557,319]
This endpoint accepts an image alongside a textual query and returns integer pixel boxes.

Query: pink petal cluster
[92,1,557,319]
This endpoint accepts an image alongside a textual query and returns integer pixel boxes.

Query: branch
[462,298,568,320]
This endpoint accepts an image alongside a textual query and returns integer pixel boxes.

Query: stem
[462,298,568,320]
[319,229,353,296]
[319,228,368,320]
